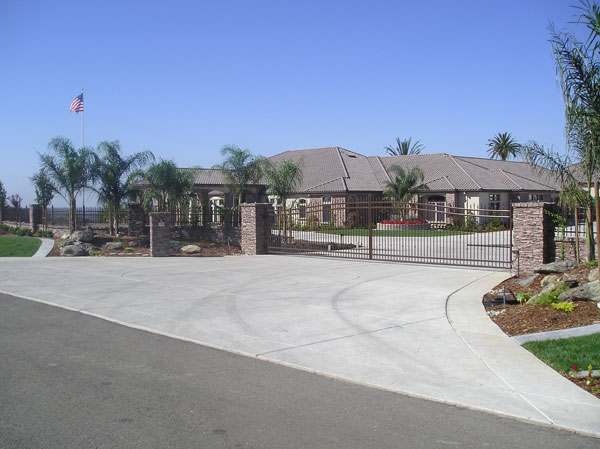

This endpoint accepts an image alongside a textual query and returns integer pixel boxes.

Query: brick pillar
[241,203,271,255]
[149,212,171,257]
[29,204,41,231]
[128,203,145,237]
[512,202,555,274]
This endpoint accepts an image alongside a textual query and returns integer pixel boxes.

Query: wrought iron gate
[268,200,512,269]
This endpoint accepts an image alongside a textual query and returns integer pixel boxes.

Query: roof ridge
[490,168,523,189]
[443,175,455,190]
[449,155,482,189]
[305,177,346,192]
[375,156,392,182]
[496,168,557,190]
[335,147,350,178]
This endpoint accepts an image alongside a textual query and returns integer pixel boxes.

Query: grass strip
[0,235,42,257]
[523,332,600,373]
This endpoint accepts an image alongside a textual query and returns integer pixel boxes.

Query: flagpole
[81,87,85,225]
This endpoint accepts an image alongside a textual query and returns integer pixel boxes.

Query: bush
[528,283,570,306]
[551,301,576,313]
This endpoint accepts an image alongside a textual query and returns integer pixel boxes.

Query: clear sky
[0,0,583,205]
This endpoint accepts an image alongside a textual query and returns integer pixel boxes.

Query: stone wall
[128,203,145,237]
[149,212,171,257]
[512,202,555,274]
[555,236,589,263]
[29,205,42,231]
[240,203,271,255]
[171,226,241,246]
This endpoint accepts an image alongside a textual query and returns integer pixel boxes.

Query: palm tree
[385,137,424,156]
[30,169,55,230]
[141,160,193,212]
[0,180,6,222]
[38,136,96,233]
[383,165,426,202]
[213,145,263,207]
[94,141,154,235]
[263,159,303,241]
[487,132,520,160]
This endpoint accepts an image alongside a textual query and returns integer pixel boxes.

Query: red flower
[572,364,578,371]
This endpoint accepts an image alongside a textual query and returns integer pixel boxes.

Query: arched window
[322,196,332,223]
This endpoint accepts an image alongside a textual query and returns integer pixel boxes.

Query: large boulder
[61,245,88,257]
[181,244,202,254]
[540,274,560,289]
[558,280,600,302]
[71,228,95,243]
[589,269,599,282]
[171,240,181,252]
[561,273,586,288]
[533,260,577,274]
[104,242,124,251]
[516,274,537,287]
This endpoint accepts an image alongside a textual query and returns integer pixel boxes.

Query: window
[489,194,500,210]
[322,196,331,223]
[531,194,544,202]
[299,199,307,219]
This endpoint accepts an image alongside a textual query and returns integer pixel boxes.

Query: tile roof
[182,147,561,195]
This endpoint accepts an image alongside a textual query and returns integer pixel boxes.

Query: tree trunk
[70,194,77,234]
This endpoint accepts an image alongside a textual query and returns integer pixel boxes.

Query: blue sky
[0,0,583,205]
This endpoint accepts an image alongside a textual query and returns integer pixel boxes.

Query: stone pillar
[512,202,555,274]
[241,203,271,255]
[29,204,42,231]
[149,212,171,257]
[128,203,145,237]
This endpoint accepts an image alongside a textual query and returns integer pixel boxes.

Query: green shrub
[516,292,531,304]
[528,283,570,306]
[551,301,576,313]
[584,260,598,267]
[125,247,133,251]
[88,249,103,257]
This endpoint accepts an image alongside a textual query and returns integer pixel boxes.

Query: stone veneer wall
[240,203,271,255]
[29,205,42,231]
[512,202,555,274]
[128,203,145,237]
[555,236,589,263]
[149,212,171,257]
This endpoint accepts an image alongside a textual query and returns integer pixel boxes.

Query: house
[177,146,560,225]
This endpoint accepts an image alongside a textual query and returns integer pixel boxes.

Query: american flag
[69,93,84,113]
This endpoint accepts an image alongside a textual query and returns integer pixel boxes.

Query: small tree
[38,136,97,233]
[263,159,303,241]
[213,145,263,207]
[383,165,427,219]
[385,137,424,156]
[487,132,520,160]
[94,141,154,235]
[8,194,23,223]
[30,170,55,230]
[0,180,6,222]
[141,160,193,212]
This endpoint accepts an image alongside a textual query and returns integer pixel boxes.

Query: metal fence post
[368,195,373,260]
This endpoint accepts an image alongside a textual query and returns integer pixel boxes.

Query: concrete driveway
[1,256,599,436]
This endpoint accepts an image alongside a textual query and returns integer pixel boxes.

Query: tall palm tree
[385,137,424,156]
[141,160,193,212]
[487,132,520,160]
[0,180,6,222]
[213,145,263,207]
[30,169,55,230]
[38,136,96,233]
[94,141,154,235]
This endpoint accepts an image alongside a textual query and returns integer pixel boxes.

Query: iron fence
[45,206,128,227]
[162,205,241,228]
[268,200,512,269]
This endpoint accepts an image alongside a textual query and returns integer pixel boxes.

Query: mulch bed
[485,265,600,398]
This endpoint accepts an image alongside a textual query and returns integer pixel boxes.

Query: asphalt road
[1,293,598,449]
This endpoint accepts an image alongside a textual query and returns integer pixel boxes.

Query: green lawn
[316,229,470,237]
[0,235,42,257]
[523,333,600,373]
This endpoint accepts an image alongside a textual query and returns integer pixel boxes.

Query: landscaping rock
[181,244,202,254]
[71,228,94,243]
[561,273,586,288]
[60,245,88,257]
[540,274,560,288]
[104,242,124,251]
[533,260,577,274]
[589,269,599,282]
[516,274,537,287]
[557,280,600,302]
[128,239,148,248]
[527,282,569,304]
[59,239,75,248]
[170,240,181,252]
